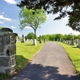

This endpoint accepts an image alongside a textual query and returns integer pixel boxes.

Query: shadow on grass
[16,55,29,71]
[25,44,34,46]
[10,63,79,80]
[0,73,11,80]
[25,43,34,46]
[72,46,78,48]
[72,46,80,49]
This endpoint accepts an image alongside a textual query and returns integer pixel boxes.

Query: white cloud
[0,21,4,24]
[11,26,16,28]
[4,0,17,4]
[25,26,32,29]
[0,15,11,21]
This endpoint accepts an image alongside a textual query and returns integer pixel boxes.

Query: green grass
[58,42,80,73]
[0,42,44,80]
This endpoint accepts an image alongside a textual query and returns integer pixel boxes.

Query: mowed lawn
[58,42,80,74]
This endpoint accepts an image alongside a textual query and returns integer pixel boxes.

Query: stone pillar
[0,28,17,74]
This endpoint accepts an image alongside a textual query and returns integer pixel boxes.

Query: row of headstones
[17,35,46,43]
[61,39,80,48]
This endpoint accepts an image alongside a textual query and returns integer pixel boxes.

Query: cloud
[0,15,11,21]
[11,26,16,28]
[0,21,4,24]
[25,26,32,29]
[4,0,17,4]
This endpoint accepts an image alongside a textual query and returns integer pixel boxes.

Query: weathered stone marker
[21,34,25,43]
[0,28,17,74]
[77,40,80,48]
[39,36,42,43]
[70,39,74,45]
[44,38,46,43]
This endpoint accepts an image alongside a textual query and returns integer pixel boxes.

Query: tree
[17,0,80,32]
[26,32,35,39]
[63,34,68,40]
[77,35,80,40]
[19,7,47,45]
[55,34,63,41]
[25,35,28,40]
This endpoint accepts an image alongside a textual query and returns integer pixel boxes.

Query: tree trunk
[33,29,37,46]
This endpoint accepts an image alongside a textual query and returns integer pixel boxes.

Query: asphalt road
[10,42,79,80]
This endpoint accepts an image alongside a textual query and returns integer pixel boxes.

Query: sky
[0,0,80,37]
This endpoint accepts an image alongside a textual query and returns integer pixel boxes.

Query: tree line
[21,32,80,41]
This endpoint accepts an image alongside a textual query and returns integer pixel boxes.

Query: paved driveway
[10,42,79,80]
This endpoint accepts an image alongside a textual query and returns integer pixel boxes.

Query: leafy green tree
[41,34,50,41]
[55,34,63,41]
[67,33,74,40]
[63,34,68,40]
[25,35,28,40]
[19,7,47,45]
[18,0,80,32]
[26,32,35,39]
[48,34,55,41]
[77,35,80,40]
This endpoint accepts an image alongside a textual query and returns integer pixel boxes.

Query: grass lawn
[58,42,80,74]
[0,41,44,80]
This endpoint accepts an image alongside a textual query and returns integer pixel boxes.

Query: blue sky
[0,0,80,37]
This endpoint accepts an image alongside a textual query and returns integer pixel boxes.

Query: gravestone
[21,35,25,43]
[77,40,80,48]
[39,36,42,43]
[62,40,65,43]
[75,39,78,44]
[44,38,46,43]
[70,39,74,45]
[0,28,17,74]
[68,41,70,44]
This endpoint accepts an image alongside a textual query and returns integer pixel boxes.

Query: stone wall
[0,28,17,74]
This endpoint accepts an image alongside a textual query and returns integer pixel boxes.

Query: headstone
[77,40,80,48]
[68,41,70,44]
[21,35,25,43]
[39,36,42,43]
[75,39,78,44]
[0,28,17,74]
[62,40,65,43]
[44,38,46,43]
[70,39,74,45]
